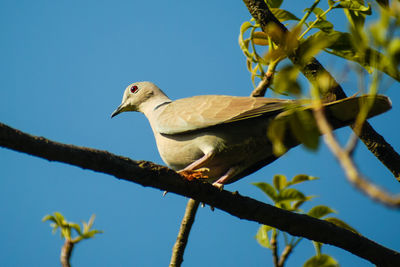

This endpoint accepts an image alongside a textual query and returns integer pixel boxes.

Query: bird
[111,81,391,187]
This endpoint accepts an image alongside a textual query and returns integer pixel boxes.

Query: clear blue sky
[1,1,399,266]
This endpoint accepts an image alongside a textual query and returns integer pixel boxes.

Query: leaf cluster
[42,212,102,243]
[239,0,400,93]
[253,174,357,266]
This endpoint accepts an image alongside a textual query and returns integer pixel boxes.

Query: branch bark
[169,199,200,267]
[278,245,293,267]
[61,240,74,267]
[242,0,400,180]
[1,122,399,266]
[271,230,279,267]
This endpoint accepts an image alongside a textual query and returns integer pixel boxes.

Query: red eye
[130,85,138,93]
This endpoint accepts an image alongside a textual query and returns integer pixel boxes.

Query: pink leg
[212,167,240,189]
[177,151,215,181]
[181,151,214,171]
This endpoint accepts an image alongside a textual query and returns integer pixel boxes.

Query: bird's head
[111,81,168,118]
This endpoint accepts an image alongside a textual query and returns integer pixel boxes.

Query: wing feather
[154,95,294,134]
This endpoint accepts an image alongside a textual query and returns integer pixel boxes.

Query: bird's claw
[212,182,224,191]
[178,168,210,181]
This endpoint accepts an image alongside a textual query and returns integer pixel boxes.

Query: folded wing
[154,95,294,135]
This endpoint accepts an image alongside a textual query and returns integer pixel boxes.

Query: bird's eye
[130,85,139,93]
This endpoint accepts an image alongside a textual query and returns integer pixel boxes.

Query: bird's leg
[182,151,214,171]
[177,151,214,181]
[212,167,240,190]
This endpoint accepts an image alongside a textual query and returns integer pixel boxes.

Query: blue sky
[1,1,399,266]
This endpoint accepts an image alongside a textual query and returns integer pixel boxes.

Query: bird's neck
[140,95,171,122]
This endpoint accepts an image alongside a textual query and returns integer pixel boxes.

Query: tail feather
[275,94,392,152]
[324,95,391,129]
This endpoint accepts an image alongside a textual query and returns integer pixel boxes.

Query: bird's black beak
[111,105,124,118]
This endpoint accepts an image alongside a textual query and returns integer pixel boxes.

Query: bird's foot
[178,168,210,181]
[212,181,224,191]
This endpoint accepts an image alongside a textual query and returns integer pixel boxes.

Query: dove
[111,81,391,187]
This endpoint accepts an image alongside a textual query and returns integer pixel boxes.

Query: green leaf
[42,215,56,223]
[88,214,95,229]
[240,21,253,35]
[82,230,103,239]
[326,44,400,80]
[239,21,255,59]
[335,0,371,14]
[267,117,288,156]
[54,212,66,225]
[304,7,326,19]
[323,31,353,51]
[336,0,371,28]
[70,223,82,235]
[311,20,334,33]
[251,64,262,85]
[288,174,318,186]
[266,0,283,8]
[252,31,269,46]
[303,254,339,267]
[289,109,320,151]
[61,227,71,240]
[255,225,273,248]
[271,8,300,22]
[273,174,287,191]
[274,65,301,95]
[325,217,359,234]
[308,205,336,219]
[299,31,340,63]
[252,182,278,201]
[277,188,306,202]
[292,196,315,210]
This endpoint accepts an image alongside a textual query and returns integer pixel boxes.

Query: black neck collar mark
[154,101,172,111]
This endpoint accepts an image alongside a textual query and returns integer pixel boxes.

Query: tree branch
[278,245,293,267]
[271,230,279,267]
[242,0,400,180]
[169,199,200,267]
[1,122,399,266]
[312,100,400,207]
[61,240,74,267]
[251,62,276,97]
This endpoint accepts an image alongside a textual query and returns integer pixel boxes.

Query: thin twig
[60,240,74,267]
[169,199,200,267]
[278,245,293,267]
[251,62,276,97]
[271,230,279,267]
[312,98,400,208]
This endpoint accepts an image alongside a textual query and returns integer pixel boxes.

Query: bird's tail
[269,95,392,154]
[322,95,391,129]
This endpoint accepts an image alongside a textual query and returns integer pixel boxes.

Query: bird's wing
[154,95,294,135]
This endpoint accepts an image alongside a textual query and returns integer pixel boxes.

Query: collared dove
[111,81,391,186]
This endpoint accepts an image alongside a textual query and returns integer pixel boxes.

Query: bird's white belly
[153,120,274,181]
[155,131,225,170]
